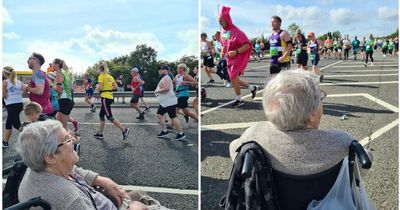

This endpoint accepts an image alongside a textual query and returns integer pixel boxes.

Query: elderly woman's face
[53,128,79,168]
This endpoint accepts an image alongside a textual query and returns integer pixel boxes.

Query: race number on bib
[270,47,278,56]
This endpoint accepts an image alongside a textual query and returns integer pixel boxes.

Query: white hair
[263,69,321,131]
[16,120,63,172]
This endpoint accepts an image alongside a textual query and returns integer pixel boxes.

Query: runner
[307,32,324,82]
[343,35,351,60]
[333,37,339,59]
[46,72,59,119]
[116,75,126,104]
[192,66,199,115]
[25,52,54,119]
[219,6,257,107]
[394,37,399,55]
[338,37,343,60]
[360,36,366,61]
[83,73,96,112]
[174,63,198,122]
[215,31,231,87]
[2,66,25,148]
[351,36,360,60]
[129,67,145,120]
[364,34,375,67]
[268,15,293,75]
[201,32,216,83]
[382,39,389,57]
[139,72,150,112]
[254,40,262,62]
[155,65,186,140]
[388,38,395,57]
[52,58,80,132]
[213,32,222,62]
[294,29,308,70]
[94,61,130,140]
[324,35,333,59]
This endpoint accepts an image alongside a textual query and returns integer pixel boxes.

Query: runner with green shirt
[351,36,360,60]
[382,39,388,57]
[333,38,339,59]
[388,39,395,57]
[364,34,374,67]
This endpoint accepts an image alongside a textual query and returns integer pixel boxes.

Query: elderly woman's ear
[44,154,57,165]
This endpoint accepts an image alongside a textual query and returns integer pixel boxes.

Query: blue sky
[202,0,399,40]
[2,0,198,73]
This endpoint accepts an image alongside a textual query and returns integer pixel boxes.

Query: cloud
[162,29,198,61]
[3,7,13,24]
[201,16,210,32]
[329,8,360,25]
[3,32,20,40]
[378,6,398,21]
[3,52,30,71]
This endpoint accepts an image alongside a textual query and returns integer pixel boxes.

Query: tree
[287,23,300,37]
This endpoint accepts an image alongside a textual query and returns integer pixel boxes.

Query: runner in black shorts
[201,33,216,83]
[294,29,308,70]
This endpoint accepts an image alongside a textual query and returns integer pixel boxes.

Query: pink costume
[219,6,252,80]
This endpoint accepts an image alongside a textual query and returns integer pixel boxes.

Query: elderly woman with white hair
[230,70,354,176]
[17,120,164,210]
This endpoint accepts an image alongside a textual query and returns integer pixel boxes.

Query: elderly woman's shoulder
[320,129,355,144]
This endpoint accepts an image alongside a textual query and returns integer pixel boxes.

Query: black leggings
[99,98,114,121]
[6,103,23,129]
[344,49,350,60]
[365,51,374,63]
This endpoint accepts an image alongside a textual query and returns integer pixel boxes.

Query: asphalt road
[201,53,398,209]
[3,101,199,210]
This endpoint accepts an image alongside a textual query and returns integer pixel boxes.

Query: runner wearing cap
[155,65,186,140]
[307,32,324,82]
[94,61,130,141]
[219,6,258,108]
[174,63,198,123]
[129,67,145,120]
[268,16,293,75]
[294,29,308,70]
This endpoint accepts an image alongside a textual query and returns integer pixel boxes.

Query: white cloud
[3,7,13,24]
[3,52,30,71]
[201,16,210,32]
[4,26,166,73]
[3,32,20,40]
[378,6,398,21]
[162,29,198,61]
[329,8,360,25]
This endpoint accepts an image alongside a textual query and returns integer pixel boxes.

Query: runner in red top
[130,68,145,120]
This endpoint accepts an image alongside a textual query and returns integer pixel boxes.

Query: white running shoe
[225,82,232,88]
[370,62,374,66]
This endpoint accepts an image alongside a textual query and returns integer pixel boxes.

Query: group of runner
[201,8,399,108]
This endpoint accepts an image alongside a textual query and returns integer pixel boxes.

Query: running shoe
[2,141,9,148]
[364,63,367,67]
[231,99,244,107]
[144,107,151,112]
[175,133,186,141]
[319,75,324,83]
[157,130,169,138]
[225,82,232,88]
[370,62,374,66]
[122,128,130,140]
[207,79,215,84]
[91,104,96,112]
[251,86,258,99]
[136,112,145,120]
[184,115,189,123]
[94,133,104,140]
[72,121,80,132]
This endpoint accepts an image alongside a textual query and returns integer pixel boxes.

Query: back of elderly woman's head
[16,120,63,172]
[263,70,321,131]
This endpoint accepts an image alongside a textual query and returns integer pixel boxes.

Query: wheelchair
[220,140,372,210]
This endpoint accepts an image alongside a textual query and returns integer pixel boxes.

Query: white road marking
[323,74,398,78]
[359,119,399,146]
[332,65,398,68]
[1,122,161,126]
[321,60,344,70]
[327,69,398,73]
[340,61,398,64]
[204,93,398,131]
[1,179,198,195]
[320,81,398,86]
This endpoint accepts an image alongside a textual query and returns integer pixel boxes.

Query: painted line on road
[205,93,398,131]
[340,61,398,64]
[1,179,198,195]
[201,60,343,115]
[327,69,398,73]
[321,81,398,86]
[324,73,398,78]
[1,122,161,126]
[332,65,398,68]
[359,119,399,146]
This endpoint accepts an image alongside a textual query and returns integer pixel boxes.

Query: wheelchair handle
[350,140,372,169]
[5,196,51,210]
[241,152,253,178]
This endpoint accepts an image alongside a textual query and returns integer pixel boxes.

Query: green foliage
[287,23,300,37]
[85,44,198,91]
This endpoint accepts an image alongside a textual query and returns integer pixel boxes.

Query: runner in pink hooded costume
[219,5,257,107]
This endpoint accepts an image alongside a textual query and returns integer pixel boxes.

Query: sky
[2,0,198,73]
[202,0,399,40]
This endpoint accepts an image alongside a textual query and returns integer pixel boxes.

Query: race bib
[270,47,278,56]
[295,48,301,55]
[310,54,316,60]
[222,31,231,40]
[366,45,371,49]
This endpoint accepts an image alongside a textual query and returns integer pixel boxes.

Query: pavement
[2,97,199,210]
[201,54,398,209]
